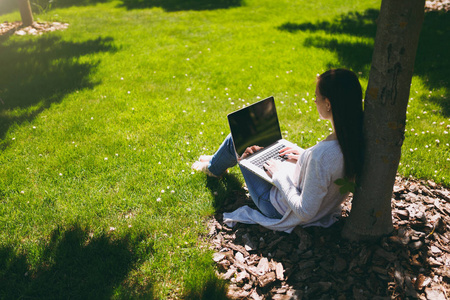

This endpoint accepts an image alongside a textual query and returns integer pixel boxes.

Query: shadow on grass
[118,0,243,12]
[206,173,254,215]
[279,9,379,38]
[0,0,112,15]
[184,274,230,300]
[0,35,117,145]
[0,224,155,299]
[278,9,450,116]
[1,0,242,15]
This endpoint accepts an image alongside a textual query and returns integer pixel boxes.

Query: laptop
[227,96,297,184]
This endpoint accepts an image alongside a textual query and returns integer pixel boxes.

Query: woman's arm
[271,156,329,223]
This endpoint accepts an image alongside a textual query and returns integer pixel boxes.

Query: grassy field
[0,0,449,298]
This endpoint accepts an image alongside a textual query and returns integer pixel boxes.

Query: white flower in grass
[161,189,165,193]
[157,198,161,202]
[187,88,191,91]
[171,190,175,193]
[109,227,116,231]
[12,137,15,140]
[20,191,25,194]
[127,91,131,94]
[59,173,63,176]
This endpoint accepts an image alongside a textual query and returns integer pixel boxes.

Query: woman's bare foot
[191,157,218,177]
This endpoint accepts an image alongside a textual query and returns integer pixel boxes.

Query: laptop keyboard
[250,144,286,169]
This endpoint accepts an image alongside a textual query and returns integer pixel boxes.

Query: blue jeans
[208,134,283,219]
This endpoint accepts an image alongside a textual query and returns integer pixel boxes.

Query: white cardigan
[223,140,347,233]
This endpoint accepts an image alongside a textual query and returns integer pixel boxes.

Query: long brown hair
[317,69,364,180]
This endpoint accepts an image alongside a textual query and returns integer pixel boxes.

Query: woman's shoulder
[310,140,343,162]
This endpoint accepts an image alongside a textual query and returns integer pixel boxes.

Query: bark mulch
[207,176,450,299]
[0,21,68,38]
[425,0,450,12]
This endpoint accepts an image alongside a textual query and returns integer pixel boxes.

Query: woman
[192,69,364,232]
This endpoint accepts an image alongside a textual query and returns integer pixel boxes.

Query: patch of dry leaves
[208,176,450,299]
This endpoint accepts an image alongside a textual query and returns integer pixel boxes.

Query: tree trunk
[17,0,34,27]
[342,0,426,240]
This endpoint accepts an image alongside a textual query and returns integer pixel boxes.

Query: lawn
[0,0,448,298]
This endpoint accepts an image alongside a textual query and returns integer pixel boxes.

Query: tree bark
[17,0,34,27]
[342,0,426,240]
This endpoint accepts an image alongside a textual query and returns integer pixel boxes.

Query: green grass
[0,0,449,298]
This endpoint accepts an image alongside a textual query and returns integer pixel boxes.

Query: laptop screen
[227,96,282,158]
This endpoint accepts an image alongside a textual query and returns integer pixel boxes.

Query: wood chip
[256,257,270,275]
[258,271,277,288]
[275,262,284,281]
[213,252,226,262]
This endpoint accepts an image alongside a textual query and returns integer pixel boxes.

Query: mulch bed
[0,21,68,38]
[425,0,450,12]
[207,176,450,299]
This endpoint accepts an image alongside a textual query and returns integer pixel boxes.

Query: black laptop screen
[227,96,282,158]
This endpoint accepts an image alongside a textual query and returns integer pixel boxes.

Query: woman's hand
[239,145,264,161]
[279,147,300,163]
[263,158,283,178]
